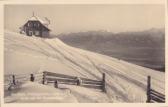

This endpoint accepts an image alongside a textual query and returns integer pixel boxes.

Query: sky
[4,4,165,35]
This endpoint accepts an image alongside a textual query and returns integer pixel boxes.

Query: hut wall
[42,31,49,38]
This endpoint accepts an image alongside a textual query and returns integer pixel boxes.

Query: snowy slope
[4,30,165,103]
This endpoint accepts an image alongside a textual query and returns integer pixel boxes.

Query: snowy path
[5,82,78,103]
[5,82,110,103]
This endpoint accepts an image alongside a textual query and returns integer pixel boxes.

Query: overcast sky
[5,4,164,34]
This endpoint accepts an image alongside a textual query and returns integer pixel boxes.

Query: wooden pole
[102,73,106,92]
[146,76,151,103]
[42,71,46,84]
[30,74,35,82]
[76,77,81,86]
[12,75,16,85]
[54,80,58,88]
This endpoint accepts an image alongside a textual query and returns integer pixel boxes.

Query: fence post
[54,80,58,88]
[76,77,81,86]
[42,71,46,84]
[102,73,106,92]
[12,75,16,85]
[30,74,35,82]
[146,76,151,103]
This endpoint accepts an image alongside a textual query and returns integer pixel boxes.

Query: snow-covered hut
[20,13,51,38]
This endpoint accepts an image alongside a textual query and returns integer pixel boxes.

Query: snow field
[4,30,165,102]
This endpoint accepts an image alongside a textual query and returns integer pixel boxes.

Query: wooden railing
[4,71,106,92]
[4,73,43,90]
[5,72,165,102]
[146,76,165,103]
[42,71,106,92]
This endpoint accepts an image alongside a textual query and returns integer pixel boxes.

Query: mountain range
[56,28,165,71]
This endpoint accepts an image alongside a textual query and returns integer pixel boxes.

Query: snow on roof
[25,15,50,30]
[29,16,48,25]
[29,16,37,21]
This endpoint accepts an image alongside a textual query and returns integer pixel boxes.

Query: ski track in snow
[4,30,165,103]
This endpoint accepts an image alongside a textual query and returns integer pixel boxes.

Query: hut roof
[21,15,51,31]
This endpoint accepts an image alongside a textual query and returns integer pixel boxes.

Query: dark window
[28,23,32,27]
[29,31,33,36]
[35,31,40,36]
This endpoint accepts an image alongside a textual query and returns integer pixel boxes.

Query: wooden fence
[146,76,165,103]
[4,73,43,90]
[4,71,106,92]
[5,72,165,102]
[42,71,106,92]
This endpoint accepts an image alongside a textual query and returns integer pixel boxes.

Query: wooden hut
[20,14,51,38]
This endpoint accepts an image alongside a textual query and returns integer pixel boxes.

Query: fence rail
[43,71,106,92]
[146,76,165,103]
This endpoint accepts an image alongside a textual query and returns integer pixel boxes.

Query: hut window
[28,23,32,27]
[29,31,33,36]
[35,31,40,36]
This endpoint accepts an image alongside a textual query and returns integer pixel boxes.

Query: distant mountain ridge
[56,28,165,71]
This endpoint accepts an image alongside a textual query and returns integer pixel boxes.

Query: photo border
[0,0,167,107]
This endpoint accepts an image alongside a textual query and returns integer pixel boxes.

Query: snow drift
[4,30,165,103]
